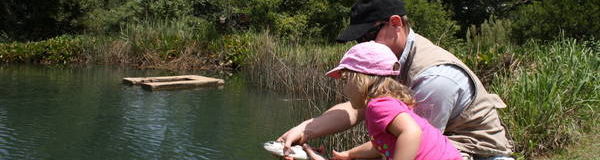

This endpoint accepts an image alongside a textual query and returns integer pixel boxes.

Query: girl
[320,41,461,160]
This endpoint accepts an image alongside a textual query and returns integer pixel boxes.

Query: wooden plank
[122,75,224,90]
[122,75,198,85]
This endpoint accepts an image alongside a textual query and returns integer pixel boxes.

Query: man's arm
[278,101,364,155]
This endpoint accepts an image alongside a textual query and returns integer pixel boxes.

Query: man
[278,0,513,159]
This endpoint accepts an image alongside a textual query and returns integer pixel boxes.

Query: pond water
[0,65,305,159]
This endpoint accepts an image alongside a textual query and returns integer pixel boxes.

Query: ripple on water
[0,122,16,157]
[0,65,301,159]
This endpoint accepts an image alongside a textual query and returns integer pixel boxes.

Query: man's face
[372,16,408,57]
[357,22,386,43]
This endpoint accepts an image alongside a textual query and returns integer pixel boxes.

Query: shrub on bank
[452,17,515,85]
[0,35,84,64]
[208,32,258,69]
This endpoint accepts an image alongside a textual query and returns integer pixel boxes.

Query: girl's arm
[387,113,422,160]
[278,102,364,155]
[333,141,381,159]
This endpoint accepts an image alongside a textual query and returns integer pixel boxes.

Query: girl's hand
[278,122,311,156]
[331,150,351,160]
[303,144,327,160]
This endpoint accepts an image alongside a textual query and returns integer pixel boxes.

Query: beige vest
[400,34,513,156]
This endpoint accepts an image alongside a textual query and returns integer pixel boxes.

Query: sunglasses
[357,22,386,43]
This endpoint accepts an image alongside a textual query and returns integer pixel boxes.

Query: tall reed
[455,17,516,85]
[243,32,370,151]
[82,18,221,70]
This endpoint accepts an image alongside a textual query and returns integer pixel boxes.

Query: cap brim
[336,22,375,43]
[325,66,345,79]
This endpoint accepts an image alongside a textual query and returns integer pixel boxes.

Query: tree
[0,0,84,41]
[510,0,600,43]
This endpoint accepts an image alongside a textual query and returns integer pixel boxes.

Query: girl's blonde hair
[344,70,415,108]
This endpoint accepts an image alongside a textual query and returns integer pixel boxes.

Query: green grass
[491,39,599,158]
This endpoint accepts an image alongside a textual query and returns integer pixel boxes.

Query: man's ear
[389,15,403,27]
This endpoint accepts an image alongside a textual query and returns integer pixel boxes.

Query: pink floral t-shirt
[365,97,461,160]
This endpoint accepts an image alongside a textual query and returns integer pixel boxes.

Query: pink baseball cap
[326,41,400,79]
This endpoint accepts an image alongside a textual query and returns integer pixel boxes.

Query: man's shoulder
[418,65,469,77]
[413,64,473,90]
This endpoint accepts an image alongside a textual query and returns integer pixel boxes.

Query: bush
[439,0,515,36]
[454,17,515,84]
[404,0,461,48]
[0,35,84,64]
[511,0,600,43]
[0,0,85,41]
[231,0,352,41]
[80,1,140,33]
[209,32,259,69]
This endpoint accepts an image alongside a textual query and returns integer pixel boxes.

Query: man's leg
[461,152,514,160]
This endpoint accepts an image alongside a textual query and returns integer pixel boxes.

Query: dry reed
[244,32,370,152]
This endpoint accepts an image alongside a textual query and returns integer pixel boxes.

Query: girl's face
[341,72,366,109]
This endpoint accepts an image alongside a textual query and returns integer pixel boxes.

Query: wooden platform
[123,75,224,91]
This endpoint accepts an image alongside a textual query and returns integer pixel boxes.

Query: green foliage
[120,17,217,59]
[492,38,600,158]
[404,0,460,48]
[230,0,352,41]
[438,0,516,36]
[81,1,140,33]
[209,32,259,69]
[80,0,203,33]
[1,0,459,44]
[0,0,85,41]
[0,31,9,43]
[273,14,311,41]
[511,0,600,43]
[0,35,84,64]
[457,17,514,82]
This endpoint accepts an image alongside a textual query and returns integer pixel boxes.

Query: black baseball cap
[336,0,407,43]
